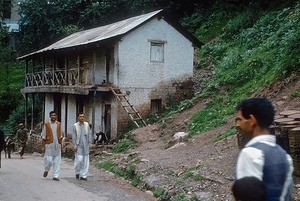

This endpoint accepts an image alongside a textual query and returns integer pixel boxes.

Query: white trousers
[74,154,89,178]
[44,154,61,178]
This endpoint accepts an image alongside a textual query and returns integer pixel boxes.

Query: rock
[173,132,188,141]
[276,101,285,106]
[167,132,189,148]
[141,158,149,163]
[145,190,154,197]
[282,96,288,100]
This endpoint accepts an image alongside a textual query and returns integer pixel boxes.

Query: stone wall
[26,133,43,154]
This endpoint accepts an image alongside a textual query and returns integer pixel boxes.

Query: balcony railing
[25,68,84,87]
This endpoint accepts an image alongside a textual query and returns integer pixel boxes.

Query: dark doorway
[151,99,162,114]
[53,94,62,121]
[76,95,84,115]
[104,104,111,140]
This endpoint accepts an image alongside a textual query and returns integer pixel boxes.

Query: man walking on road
[234,98,293,200]
[16,123,28,159]
[41,111,63,181]
[72,112,92,181]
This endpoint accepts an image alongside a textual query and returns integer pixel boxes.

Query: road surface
[0,152,156,201]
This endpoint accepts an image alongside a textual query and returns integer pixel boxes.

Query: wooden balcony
[22,68,110,95]
[25,68,82,87]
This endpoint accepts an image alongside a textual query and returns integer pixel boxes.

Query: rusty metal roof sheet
[18,9,202,60]
[19,10,162,59]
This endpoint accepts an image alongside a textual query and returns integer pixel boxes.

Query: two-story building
[18,9,202,140]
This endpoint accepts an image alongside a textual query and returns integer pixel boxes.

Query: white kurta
[41,121,62,179]
[72,122,92,179]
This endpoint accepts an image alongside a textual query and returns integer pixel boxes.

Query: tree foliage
[0,24,24,126]
[17,0,203,54]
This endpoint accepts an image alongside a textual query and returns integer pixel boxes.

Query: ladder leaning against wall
[110,87,147,128]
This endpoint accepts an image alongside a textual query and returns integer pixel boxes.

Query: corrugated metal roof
[19,10,163,59]
[18,9,202,60]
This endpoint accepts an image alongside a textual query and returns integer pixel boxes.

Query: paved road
[0,152,155,201]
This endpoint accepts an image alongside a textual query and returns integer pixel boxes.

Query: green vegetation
[112,131,137,153]
[0,19,25,132]
[153,187,198,201]
[172,194,198,201]
[98,158,142,187]
[291,85,300,98]
[153,188,171,200]
[183,166,204,181]
[213,127,237,142]
[187,1,300,137]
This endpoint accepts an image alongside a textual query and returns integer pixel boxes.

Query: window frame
[149,40,167,63]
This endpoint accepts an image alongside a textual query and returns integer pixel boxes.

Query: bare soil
[96,72,300,201]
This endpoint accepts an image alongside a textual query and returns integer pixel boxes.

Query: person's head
[19,123,25,129]
[49,111,57,122]
[235,98,274,137]
[77,112,85,123]
[232,177,266,201]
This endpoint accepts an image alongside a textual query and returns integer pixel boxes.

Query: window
[150,42,164,62]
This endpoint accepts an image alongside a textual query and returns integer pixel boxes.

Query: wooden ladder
[110,87,147,128]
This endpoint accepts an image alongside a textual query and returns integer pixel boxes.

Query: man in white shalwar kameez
[41,111,63,181]
[72,112,92,180]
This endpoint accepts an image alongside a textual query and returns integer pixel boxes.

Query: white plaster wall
[116,18,194,106]
[61,95,66,135]
[117,18,194,87]
[44,94,54,122]
[66,95,77,136]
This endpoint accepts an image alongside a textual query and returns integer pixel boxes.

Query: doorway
[103,104,111,140]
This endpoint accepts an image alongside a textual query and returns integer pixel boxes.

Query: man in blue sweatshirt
[234,97,293,201]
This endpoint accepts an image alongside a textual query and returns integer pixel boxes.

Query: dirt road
[0,152,156,201]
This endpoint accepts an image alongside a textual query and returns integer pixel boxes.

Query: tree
[17,0,205,55]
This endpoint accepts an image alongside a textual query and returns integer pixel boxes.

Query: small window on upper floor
[150,42,164,62]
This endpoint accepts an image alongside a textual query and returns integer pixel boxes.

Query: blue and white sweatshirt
[236,135,293,201]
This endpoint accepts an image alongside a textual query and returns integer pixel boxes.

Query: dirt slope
[130,73,300,200]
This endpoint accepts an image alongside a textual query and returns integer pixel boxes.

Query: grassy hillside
[178,2,300,138]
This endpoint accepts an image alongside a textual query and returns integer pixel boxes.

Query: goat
[4,136,15,159]
[94,131,109,144]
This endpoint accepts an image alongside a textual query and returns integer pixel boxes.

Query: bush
[112,131,136,153]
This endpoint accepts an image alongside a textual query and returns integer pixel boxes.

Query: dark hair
[236,98,274,129]
[77,112,84,117]
[232,177,266,201]
[49,111,56,116]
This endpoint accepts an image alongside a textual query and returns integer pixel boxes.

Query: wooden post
[92,51,96,86]
[25,93,28,128]
[92,92,96,144]
[65,94,68,140]
[31,93,34,130]
[77,55,81,84]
